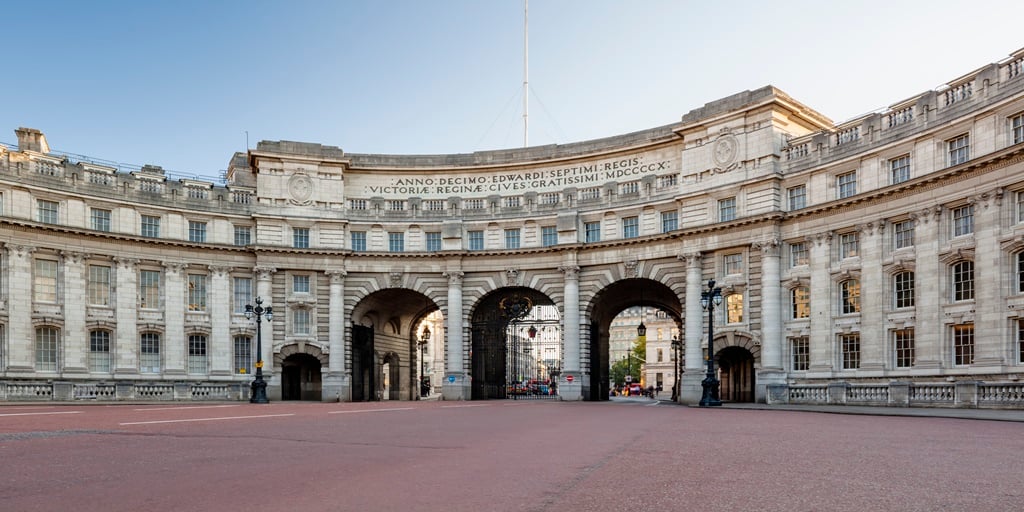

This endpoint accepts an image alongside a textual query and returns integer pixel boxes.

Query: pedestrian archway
[718,345,756,403]
[280,351,323,401]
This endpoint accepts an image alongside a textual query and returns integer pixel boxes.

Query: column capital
[678,252,702,267]
[254,266,277,281]
[443,270,464,285]
[558,265,580,280]
[162,261,188,274]
[751,238,780,256]
[59,250,89,265]
[325,269,347,284]
[7,244,36,259]
[208,265,233,278]
[908,205,942,224]
[971,187,1003,209]
[113,256,140,270]
[807,231,833,246]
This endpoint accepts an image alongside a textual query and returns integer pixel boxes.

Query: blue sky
[3,0,1022,180]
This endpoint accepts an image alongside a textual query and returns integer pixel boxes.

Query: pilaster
[162,261,188,375]
[680,251,705,404]
[208,265,232,375]
[325,267,348,401]
[60,250,88,373]
[442,270,467,400]
[559,264,582,400]
[6,244,35,371]
[113,257,139,373]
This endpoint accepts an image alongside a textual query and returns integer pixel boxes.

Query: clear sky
[3,0,1022,181]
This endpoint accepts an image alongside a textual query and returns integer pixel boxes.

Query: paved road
[2,399,1022,512]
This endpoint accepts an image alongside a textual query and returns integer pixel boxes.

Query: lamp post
[418,326,431,397]
[244,296,273,404]
[699,279,723,407]
[670,335,682,401]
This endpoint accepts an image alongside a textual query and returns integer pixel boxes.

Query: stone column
[113,257,139,374]
[559,265,582,400]
[5,244,35,372]
[912,207,943,368]
[208,265,232,376]
[808,232,834,373]
[325,268,348,401]
[972,189,1004,366]
[442,270,466,400]
[253,266,277,393]
[858,222,886,372]
[60,250,88,374]
[679,252,705,404]
[756,239,784,402]
[162,262,188,375]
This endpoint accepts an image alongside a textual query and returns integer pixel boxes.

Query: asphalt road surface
[2,398,1022,512]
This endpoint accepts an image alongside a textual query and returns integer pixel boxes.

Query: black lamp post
[670,335,682,401]
[418,326,431,397]
[244,296,273,404]
[699,279,723,407]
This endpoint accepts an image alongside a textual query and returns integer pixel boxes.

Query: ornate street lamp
[699,279,723,407]
[244,296,273,404]
[418,326,431,397]
[670,335,682,401]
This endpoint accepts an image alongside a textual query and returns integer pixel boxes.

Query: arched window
[35,327,60,371]
[140,332,161,373]
[726,293,743,323]
[893,271,915,309]
[840,280,861,314]
[234,335,253,375]
[89,330,112,373]
[952,261,974,301]
[791,287,810,319]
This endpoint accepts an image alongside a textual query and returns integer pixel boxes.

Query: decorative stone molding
[59,250,88,265]
[7,244,36,259]
[208,265,233,278]
[972,187,1004,209]
[443,270,464,285]
[558,265,580,280]
[752,238,780,256]
[288,172,314,206]
[710,129,740,174]
[162,261,188,275]
[325,269,347,284]
[113,257,140,270]
[938,247,975,265]
[909,206,943,224]
[505,267,521,286]
[623,258,639,278]
[678,252,702,267]
[389,271,404,288]
[808,231,833,246]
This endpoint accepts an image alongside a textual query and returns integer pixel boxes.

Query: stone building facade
[2,48,1024,407]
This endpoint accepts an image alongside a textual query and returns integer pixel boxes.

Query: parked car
[628,383,643,396]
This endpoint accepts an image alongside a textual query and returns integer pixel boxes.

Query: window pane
[234,277,252,313]
[34,259,58,303]
[88,265,111,306]
[661,211,678,232]
[90,330,112,373]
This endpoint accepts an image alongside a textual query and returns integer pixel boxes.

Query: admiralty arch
[3,48,1024,408]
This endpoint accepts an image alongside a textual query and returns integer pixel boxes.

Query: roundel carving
[288,173,314,204]
[712,133,739,169]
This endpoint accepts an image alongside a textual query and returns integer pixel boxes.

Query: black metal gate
[351,324,376,401]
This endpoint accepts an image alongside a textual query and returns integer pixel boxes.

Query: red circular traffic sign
[566,375,574,383]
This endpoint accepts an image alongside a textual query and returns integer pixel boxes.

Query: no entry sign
[566,375,574,383]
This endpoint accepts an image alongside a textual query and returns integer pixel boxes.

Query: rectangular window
[1013,113,1024,145]
[840,333,860,370]
[948,134,970,166]
[35,327,59,371]
[89,330,112,373]
[1017,191,1024,223]
[893,272,915,309]
[1018,320,1024,364]
[788,185,807,210]
[724,253,743,275]
[140,333,161,373]
[139,270,161,309]
[790,242,809,267]
[542,226,558,247]
[952,261,974,301]
[293,227,310,248]
[234,225,252,246]
[468,230,484,250]
[37,199,59,224]
[188,221,207,243]
[425,232,442,252]
[790,337,809,371]
[388,232,404,252]
[585,222,601,243]
[234,336,252,375]
[953,205,974,237]
[718,197,736,221]
[141,215,160,238]
[351,231,366,252]
[726,294,743,323]
[187,274,207,312]
[952,323,974,366]
[188,335,208,374]
[894,328,915,368]
[233,277,252,314]
[890,155,911,184]
[88,264,111,306]
[893,220,915,249]
[91,208,112,232]
[622,217,639,239]
[839,232,859,259]
[1018,252,1024,294]
[837,172,857,199]
[34,259,58,303]
[505,228,521,249]
[661,211,678,232]
[293,274,310,294]
[293,309,310,335]
[791,287,810,319]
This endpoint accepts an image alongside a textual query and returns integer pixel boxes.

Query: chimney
[15,127,50,153]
